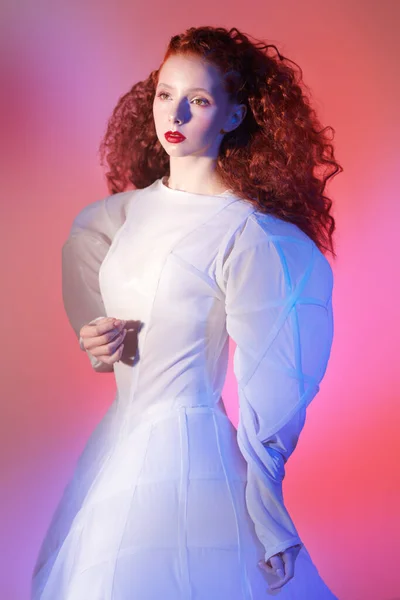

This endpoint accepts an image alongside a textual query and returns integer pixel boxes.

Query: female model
[32,26,342,599]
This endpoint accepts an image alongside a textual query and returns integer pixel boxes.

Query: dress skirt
[32,400,338,599]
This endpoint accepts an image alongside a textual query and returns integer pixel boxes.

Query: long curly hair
[99,26,342,257]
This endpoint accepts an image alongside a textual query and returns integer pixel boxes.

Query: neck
[166,160,228,195]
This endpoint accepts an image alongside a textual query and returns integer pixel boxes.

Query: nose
[168,113,183,125]
[168,98,190,125]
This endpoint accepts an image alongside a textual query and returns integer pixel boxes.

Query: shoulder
[243,210,313,247]
[69,189,138,239]
[219,207,314,260]
[218,208,333,295]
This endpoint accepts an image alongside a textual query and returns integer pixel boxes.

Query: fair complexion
[154,52,302,592]
[80,318,127,364]
[258,544,303,591]
[81,54,301,593]
[79,56,244,359]
[152,52,247,196]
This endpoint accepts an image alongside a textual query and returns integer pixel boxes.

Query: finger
[259,554,284,575]
[268,555,284,571]
[84,322,126,353]
[96,325,127,349]
[269,551,296,591]
[266,555,284,576]
[82,318,125,341]
[94,318,126,338]
[269,572,292,591]
[281,549,295,580]
[88,329,127,358]
[80,317,114,338]
[99,342,125,365]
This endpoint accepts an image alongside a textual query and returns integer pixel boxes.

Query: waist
[116,394,230,434]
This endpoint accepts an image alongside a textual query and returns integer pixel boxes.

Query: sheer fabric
[32,178,337,599]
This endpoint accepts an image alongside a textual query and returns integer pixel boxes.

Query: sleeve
[222,215,334,564]
[61,191,132,372]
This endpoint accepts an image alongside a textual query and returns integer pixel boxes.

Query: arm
[222,214,334,564]
[62,191,133,371]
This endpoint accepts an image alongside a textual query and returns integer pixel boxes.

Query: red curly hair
[99,26,342,257]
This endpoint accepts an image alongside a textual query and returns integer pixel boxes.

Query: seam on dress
[104,190,137,230]
[249,213,314,245]
[98,218,131,292]
[178,408,192,599]
[40,403,131,594]
[257,233,312,246]
[211,412,254,600]
[274,239,307,399]
[295,296,329,308]
[241,240,317,389]
[109,420,155,599]
[215,207,258,295]
[170,198,243,254]
[169,252,225,301]
[121,198,242,439]
[241,374,319,449]
[37,521,85,600]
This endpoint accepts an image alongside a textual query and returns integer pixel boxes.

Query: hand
[79,317,127,365]
[258,543,302,592]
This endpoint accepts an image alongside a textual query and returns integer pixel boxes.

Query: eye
[156,92,210,106]
[192,97,210,106]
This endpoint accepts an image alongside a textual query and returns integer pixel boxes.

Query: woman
[32,26,342,599]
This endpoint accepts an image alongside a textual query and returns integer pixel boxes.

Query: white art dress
[32,176,339,599]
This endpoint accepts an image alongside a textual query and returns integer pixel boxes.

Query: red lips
[165,131,186,143]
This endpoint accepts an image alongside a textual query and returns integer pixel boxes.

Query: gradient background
[1,1,399,599]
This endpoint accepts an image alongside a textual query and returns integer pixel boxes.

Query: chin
[161,144,192,156]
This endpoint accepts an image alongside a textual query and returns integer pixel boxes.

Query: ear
[225,103,247,133]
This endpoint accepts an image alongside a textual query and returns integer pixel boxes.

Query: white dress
[32,176,338,599]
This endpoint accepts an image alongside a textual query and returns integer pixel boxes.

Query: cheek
[152,104,160,125]
[152,103,221,138]
[152,102,167,126]
[193,111,222,135]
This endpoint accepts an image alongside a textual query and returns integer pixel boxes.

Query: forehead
[157,54,225,94]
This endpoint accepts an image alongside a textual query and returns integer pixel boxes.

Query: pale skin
[79,317,127,364]
[80,52,301,592]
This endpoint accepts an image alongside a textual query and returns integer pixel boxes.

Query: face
[152,53,246,159]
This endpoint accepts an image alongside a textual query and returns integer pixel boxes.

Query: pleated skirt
[32,403,338,599]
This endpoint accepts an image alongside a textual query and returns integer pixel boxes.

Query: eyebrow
[157,83,213,95]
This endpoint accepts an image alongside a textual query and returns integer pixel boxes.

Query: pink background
[1,1,399,599]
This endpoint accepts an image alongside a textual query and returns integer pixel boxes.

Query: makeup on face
[153,54,233,161]
[164,131,186,143]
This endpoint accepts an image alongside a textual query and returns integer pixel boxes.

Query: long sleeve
[61,190,133,372]
[222,213,334,564]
